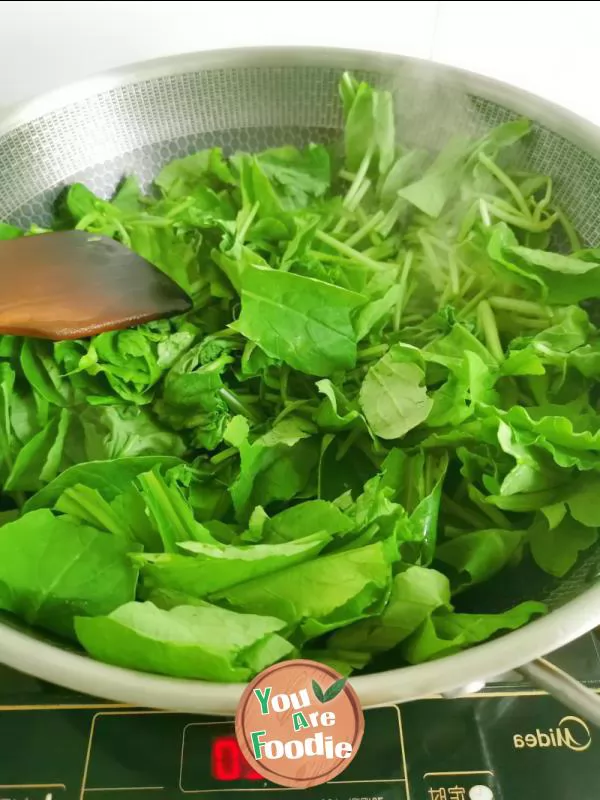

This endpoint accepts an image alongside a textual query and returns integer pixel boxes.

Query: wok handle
[517,658,600,729]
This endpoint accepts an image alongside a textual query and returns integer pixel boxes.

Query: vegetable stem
[556,209,582,252]
[344,210,385,248]
[236,202,260,244]
[210,446,238,465]
[458,288,490,319]
[477,300,504,362]
[479,198,492,227]
[346,179,371,212]
[336,426,362,461]
[357,343,390,361]
[487,203,558,232]
[218,388,258,421]
[532,177,553,223]
[478,152,532,219]
[344,145,374,208]
[448,249,460,297]
[488,296,551,318]
[377,195,405,238]
[443,496,491,530]
[315,230,390,272]
[394,250,414,332]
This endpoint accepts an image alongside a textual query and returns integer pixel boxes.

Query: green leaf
[233,266,365,377]
[494,417,574,493]
[314,379,361,430]
[264,500,353,543]
[80,406,186,461]
[402,602,547,664]
[475,118,531,155]
[0,221,23,240]
[5,409,72,492]
[373,90,395,175]
[137,468,217,553]
[62,183,103,221]
[24,456,183,512]
[280,216,320,271]
[20,340,73,407]
[134,532,330,597]
[328,566,451,655]
[379,150,428,204]
[212,541,392,639]
[528,514,598,577]
[155,350,232,451]
[397,451,449,565]
[344,80,376,172]
[253,145,331,207]
[499,405,600,471]
[155,148,235,198]
[487,222,600,304]
[0,510,139,638]
[427,351,497,428]
[397,137,470,218]
[69,327,166,405]
[435,529,524,591]
[359,344,432,439]
[342,79,395,176]
[355,284,402,342]
[565,475,600,527]
[424,322,497,370]
[75,601,292,681]
[111,176,144,211]
[55,483,134,539]
[229,417,318,520]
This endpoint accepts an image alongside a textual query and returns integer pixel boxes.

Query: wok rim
[1,580,599,714]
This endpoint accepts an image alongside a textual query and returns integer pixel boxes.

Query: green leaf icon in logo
[312,677,347,703]
[323,677,347,702]
[312,679,326,703]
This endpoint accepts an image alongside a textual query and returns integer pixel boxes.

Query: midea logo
[513,716,592,752]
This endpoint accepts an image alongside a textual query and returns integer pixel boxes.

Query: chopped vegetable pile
[1,71,599,682]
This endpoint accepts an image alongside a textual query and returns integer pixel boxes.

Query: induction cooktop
[1,633,599,800]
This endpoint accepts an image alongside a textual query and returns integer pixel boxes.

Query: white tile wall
[0,0,597,124]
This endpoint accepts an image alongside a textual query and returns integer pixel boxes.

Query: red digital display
[211,735,262,782]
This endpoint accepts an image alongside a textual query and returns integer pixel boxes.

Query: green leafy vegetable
[435,529,524,591]
[75,601,293,681]
[233,267,365,376]
[528,514,597,577]
[402,602,547,664]
[0,510,139,637]
[359,345,432,439]
[24,456,183,512]
[327,566,451,657]
[263,500,353,543]
[212,542,392,640]
[134,532,330,597]
[0,70,588,683]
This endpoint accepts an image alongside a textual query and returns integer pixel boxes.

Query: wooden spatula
[0,230,192,340]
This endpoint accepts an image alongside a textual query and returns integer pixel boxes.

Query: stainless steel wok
[1,46,600,721]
